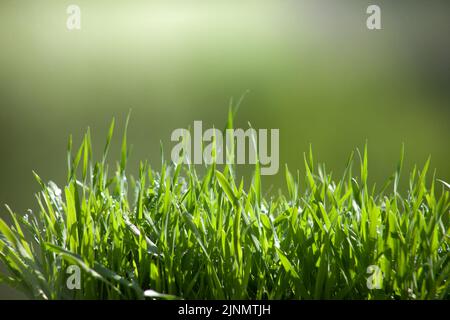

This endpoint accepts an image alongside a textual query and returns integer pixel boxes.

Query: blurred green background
[0,0,449,298]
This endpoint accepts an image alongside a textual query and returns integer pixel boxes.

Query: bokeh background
[0,0,449,298]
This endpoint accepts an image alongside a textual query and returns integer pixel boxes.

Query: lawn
[0,113,448,300]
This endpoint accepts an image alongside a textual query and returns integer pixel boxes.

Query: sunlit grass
[0,111,449,300]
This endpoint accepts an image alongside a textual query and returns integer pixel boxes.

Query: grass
[0,111,449,300]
